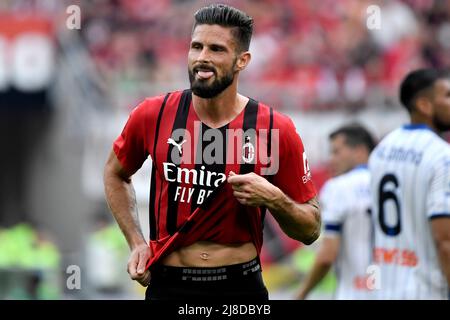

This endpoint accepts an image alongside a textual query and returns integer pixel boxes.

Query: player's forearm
[298,260,332,299]
[104,171,146,250]
[267,190,321,244]
[436,239,450,286]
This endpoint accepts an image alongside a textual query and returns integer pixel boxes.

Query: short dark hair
[193,4,253,52]
[400,68,450,112]
[329,123,376,153]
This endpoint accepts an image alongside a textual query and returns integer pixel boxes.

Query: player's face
[329,134,355,176]
[431,79,450,132]
[188,24,239,98]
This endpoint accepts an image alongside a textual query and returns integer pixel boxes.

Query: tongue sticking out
[197,71,214,79]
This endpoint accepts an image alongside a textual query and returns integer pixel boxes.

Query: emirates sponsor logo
[163,163,226,188]
[162,163,227,204]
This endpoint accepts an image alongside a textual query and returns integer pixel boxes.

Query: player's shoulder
[426,131,450,152]
[374,125,450,166]
[248,99,285,123]
[372,126,435,156]
[330,169,362,187]
[345,165,370,181]
[400,125,450,156]
[381,125,446,146]
[376,127,403,145]
[327,166,370,189]
[345,167,371,193]
[131,90,182,117]
[270,107,294,128]
[320,174,346,195]
[319,176,346,204]
[252,101,300,139]
[426,134,450,164]
[139,91,175,110]
[321,177,338,193]
[263,107,299,139]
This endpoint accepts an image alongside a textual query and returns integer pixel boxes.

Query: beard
[188,65,235,99]
[433,114,450,132]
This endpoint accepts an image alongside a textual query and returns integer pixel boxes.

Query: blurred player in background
[103,4,320,301]
[369,68,450,299]
[297,124,376,299]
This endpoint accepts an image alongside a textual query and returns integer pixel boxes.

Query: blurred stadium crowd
[78,0,450,111]
[0,0,449,299]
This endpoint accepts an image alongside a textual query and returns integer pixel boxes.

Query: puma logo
[167,138,187,155]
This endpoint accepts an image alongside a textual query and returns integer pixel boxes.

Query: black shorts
[145,257,269,301]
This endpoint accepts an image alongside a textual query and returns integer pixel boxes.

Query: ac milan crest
[242,136,255,164]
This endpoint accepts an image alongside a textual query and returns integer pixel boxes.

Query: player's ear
[415,96,433,117]
[235,51,251,72]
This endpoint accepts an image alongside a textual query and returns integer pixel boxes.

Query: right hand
[127,243,152,287]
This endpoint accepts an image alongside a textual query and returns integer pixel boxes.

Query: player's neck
[410,114,438,133]
[192,81,247,128]
[353,160,368,169]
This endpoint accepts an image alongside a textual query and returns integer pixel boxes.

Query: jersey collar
[352,164,368,171]
[402,123,433,131]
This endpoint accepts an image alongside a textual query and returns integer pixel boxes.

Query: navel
[200,252,210,260]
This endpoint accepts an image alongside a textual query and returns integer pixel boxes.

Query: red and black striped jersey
[113,89,316,266]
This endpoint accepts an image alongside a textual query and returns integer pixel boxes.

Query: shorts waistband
[151,257,261,282]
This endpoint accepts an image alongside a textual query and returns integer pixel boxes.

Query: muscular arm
[103,150,151,286]
[431,217,450,286]
[266,193,320,245]
[227,171,321,245]
[104,150,145,249]
[296,236,340,299]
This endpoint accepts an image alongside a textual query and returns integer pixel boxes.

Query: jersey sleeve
[320,179,347,236]
[113,97,162,175]
[271,115,317,204]
[427,153,450,219]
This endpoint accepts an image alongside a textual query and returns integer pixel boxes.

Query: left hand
[227,171,281,207]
